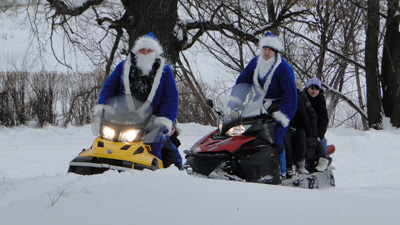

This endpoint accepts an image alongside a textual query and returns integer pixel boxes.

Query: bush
[0,71,28,126]
[0,70,102,128]
[0,69,214,128]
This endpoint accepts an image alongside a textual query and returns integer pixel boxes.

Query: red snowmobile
[184,83,335,189]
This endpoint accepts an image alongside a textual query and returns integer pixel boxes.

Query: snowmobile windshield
[91,95,165,143]
[100,95,153,125]
[216,83,266,120]
[91,95,154,137]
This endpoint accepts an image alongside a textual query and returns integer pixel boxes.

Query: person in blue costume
[234,31,297,177]
[97,32,179,162]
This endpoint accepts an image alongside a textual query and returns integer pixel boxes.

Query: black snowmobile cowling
[68,95,164,175]
[184,83,336,189]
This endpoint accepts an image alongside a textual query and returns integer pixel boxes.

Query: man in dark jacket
[303,77,330,172]
[284,79,318,176]
[161,122,183,170]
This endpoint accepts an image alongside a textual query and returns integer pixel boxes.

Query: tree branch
[324,84,368,120]
[47,0,104,16]
[282,25,366,70]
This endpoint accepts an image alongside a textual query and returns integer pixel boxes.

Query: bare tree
[43,0,302,71]
[24,0,399,128]
[325,0,366,129]
[36,0,305,125]
[180,0,307,76]
[280,0,370,129]
[365,0,383,129]
[381,0,400,127]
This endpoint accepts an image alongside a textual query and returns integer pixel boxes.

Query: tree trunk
[120,0,179,64]
[326,63,345,124]
[381,0,400,127]
[365,0,382,129]
[355,59,369,130]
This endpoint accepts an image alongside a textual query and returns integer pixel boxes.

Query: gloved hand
[267,103,280,114]
[154,117,173,135]
[267,104,289,128]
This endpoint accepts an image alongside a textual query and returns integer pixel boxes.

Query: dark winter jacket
[161,134,183,169]
[169,131,181,148]
[303,89,329,139]
[289,90,318,137]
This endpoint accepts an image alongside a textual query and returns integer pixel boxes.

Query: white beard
[258,55,275,79]
[135,51,157,75]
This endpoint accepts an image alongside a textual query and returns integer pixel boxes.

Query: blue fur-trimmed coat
[235,53,297,145]
[98,56,178,123]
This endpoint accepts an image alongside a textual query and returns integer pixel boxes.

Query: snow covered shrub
[0,71,28,126]
[29,71,59,128]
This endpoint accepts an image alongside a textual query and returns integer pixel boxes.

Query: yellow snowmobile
[68,95,164,175]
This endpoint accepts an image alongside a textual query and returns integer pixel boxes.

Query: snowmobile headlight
[225,124,250,136]
[120,129,140,142]
[102,126,116,141]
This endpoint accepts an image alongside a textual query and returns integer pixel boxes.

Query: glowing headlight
[120,129,140,142]
[225,124,250,136]
[102,126,115,141]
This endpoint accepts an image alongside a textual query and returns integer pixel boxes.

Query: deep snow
[0,123,399,225]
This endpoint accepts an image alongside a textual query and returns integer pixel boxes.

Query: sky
[0,123,399,225]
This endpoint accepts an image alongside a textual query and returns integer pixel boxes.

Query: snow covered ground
[0,123,399,225]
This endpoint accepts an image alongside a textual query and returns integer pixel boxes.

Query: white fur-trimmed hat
[131,32,163,56]
[258,31,282,52]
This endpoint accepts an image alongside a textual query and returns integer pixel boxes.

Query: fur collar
[122,53,165,104]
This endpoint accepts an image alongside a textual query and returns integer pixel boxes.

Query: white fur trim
[154,116,173,135]
[122,55,165,102]
[259,36,282,52]
[272,110,290,128]
[122,55,166,112]
[145,57,165,103]
[253,53,282,92]
[132,36,163,56]
[123,54,132,95]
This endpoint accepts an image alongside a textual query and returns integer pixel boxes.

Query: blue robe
[97,56,178,158]
[98,58,178,124]
[235,54,297,146]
